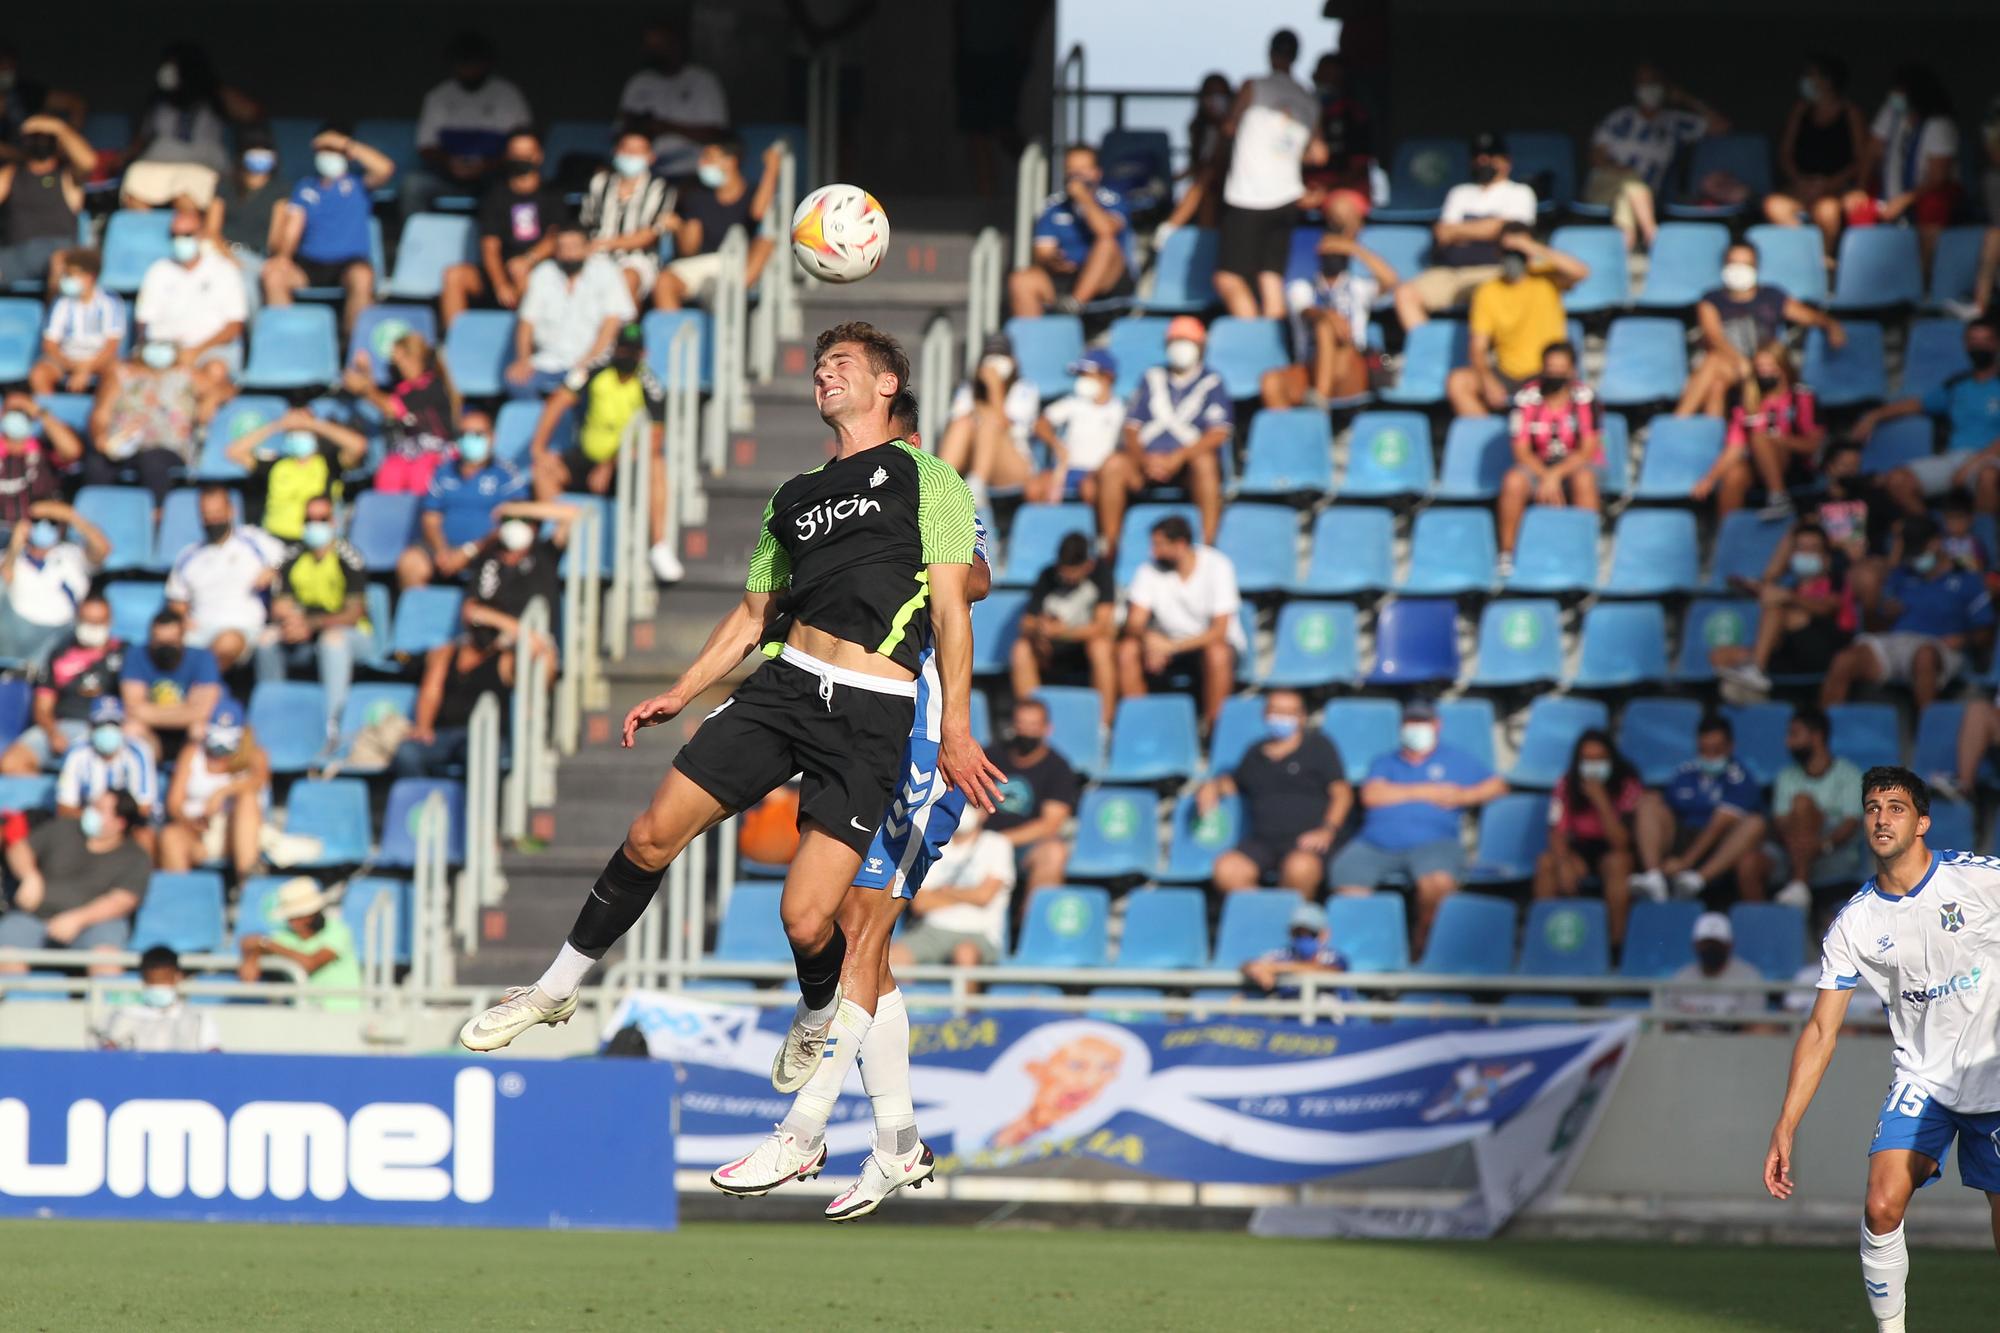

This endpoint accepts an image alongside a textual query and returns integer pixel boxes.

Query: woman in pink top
[1497,341,1600,576]
[341,331,461,493]
[1534,729,1644,944]
[1697,341,1822,520]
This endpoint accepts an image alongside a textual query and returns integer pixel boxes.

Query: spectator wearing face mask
[1200,689,1351,894]
[1013,532,1118,725]
[398,413,530,590]
[119,609,222,758]
[1764,56,1870,259]
[1863,64,1962,262]
[207,129,284,264]
[1714,521,1851,702]
[158,698,270,878]
[1496,342,1599,578]
[1664,912,1773,1029]
[1823,516,1992,712]
[0,501,105,665]
[1393,134,1539,335]
[85,339,200,508]
[887,807,1016,974]
[55,696,158,820]
[394,621,518,780]
[342,331,460,495]
[1858,318,2000,517]
[95,946,221,1052]
[506,223,637,398]
[1118,514,1245,732]
[581,129,674,305]
[464,501,577,680]
[256,494,365,732]
[0,114,93,286]
[1536,729,1645,944]
[1213,29,1325,320]
[0,789,150,978]
[1630,714,1769,904]
[262,125,395,334]
[133,205,247,408]
[984,698,1081,892]
[0,396,81,531]
[1677,243,1845,418]
[1008,144,1131,318]
[654,137,783,310]
[1241,901,1352,999]
[1100,318,1232,550]
[225,407,368,543]
[1584,63,1728,250]
[1263,228,1396,409]
[411,31,534,213]
[617,22,728,176]
[237,876,361,1011]
[120,44,261,210]
[30,250,124,396]
[1029,350,1125,504]
[1709,343,1824,521]
[1154,73,1236,238]
[1770,705,1863,910]
[937,332,1042,503]
[165,486,282,673]
[1444,222,1587,417]
[440,130,562,328]
[0,594,121,777]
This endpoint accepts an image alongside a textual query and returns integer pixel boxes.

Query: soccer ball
[790,183,890,283]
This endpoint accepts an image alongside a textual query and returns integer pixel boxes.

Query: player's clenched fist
[622,690,689,747]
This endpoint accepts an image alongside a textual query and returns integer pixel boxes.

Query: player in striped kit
[1764,766,2000,1333]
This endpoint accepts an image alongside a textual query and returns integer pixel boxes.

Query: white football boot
[710,1126,829,1197]
[824,1137,935,1222]
[458,985,579,1052]
[771,987,841,1092]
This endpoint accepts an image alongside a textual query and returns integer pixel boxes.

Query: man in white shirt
[618,23,728,177]
[411,30,534,211]
[164,486,280,671]
[1215,29,1324,319]
[95,947,221,1052]
[1031,349,1126,503]
[887,807,1015,969]
[1663,911,1772,1028]
[133,206,247,402]
[0,502,106,664]
[1117,513,1244,731]
[506,224,637,399]
[1394,132,1539,330]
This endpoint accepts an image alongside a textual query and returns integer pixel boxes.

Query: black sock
[567,847,668,956]
[792,924,846,1012]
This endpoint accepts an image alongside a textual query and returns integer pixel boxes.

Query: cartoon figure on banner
[956,1020,1152,1153]
[1422,1060,1536,1123]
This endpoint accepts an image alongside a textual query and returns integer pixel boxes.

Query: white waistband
[777,645,918,697]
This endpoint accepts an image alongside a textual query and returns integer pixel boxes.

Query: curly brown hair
[812,321,910,395]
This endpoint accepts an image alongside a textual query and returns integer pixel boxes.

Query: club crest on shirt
[869,466,887,488]
[1940,902,1967,934]
[1877,934,1895,953]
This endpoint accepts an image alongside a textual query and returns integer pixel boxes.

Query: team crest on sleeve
[1940,902,1967,934]
[869,466,888,488]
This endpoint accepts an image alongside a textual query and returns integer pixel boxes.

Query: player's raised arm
[622,589,778,746]
[1764,982,1855,1199]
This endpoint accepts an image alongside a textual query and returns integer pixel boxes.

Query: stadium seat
[1505,507,1598,594]
[1106,316,1170,397]
[1604,509,1698,595]
[195,394,289,481]
[132,872,227,954]
[347,491,421,573]
[323,683,417,776]
[284,778,373,866]
[1215,503,1298,595]
[100,211,173,293]
[1729,902,1806,981]
[1262,600,1358,689]
[1804,321,1886,408]
[1139,227,1219,313]
[1207,696,1266,776]
[1517,900,1610,976]
[1634,415,1725,499]
[999,503,1094,585]
[389,586,464,658]
[1596,412,1633,495]
[1465,793,1552,885]
[0,681,27,747]
[1113,503,1201,586]
[1677,599,1759,683]
[1343,412,1434,498]
[1914,702,1968,783]
[1434,417,1510,502]
[1003,316,1084,401]
[0,299,41,382]
[242,306,340,390]
[104,582,166,646]
[385,213,477,300]
[1367,599,1458,684]
[1599,317,1688,407]
[1212,890,1303,969]
[1549,225,1629,315]
[151,489,241,574]
[1470,599,1562,688]
[1322,698,1400,781]
[1401,508,1496,595]
[1375,137,1468,222]
[1438,696,1497,771]
[1927,226,1988,309]
[1666,134,1773,218]
[442,310,515,398]
[1619,696,1702,785]
[713,883,789,962]
[1620,901,1702,979]
[1115,889,1209,969]
[1356,224,1431,281]
[1067,788,1160,880]
[1706,512,1788,590]
[1103,696,1201,784]
[75,486,154,573]
[1722,702,1793,785]
[343,877,413,965]
[1858,416,1936,475]
[1295,506,1393,596]
[1831,227,1923,310]
[1035,685,1103,776]
[1377,321,1465,407]
[1505,130,1576,211]
[1572,602,1669,688]
[1203,318,1288,399]
[248,681,329,774]
[1747,223,1828,305]
[968,589,1026,675]
[1903,318,1971,401]
[1510,696,1610,787]
[1324,894,1410,972]
[1012,887,1111,966]
[234,876,293,937]
[344,304,439,384]
[1416,894,1517,975]
[379,779,467,868]
[1828,702,1901,771]
[0,774,54,811]
[1635,223,1730,309]
[32,392,93,441]
[1160,788,1240,881]
[639,309,713,391]
[1238,409,1334,500]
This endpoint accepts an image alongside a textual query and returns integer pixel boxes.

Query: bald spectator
[985,697,1079,892]
[164,486,282,673]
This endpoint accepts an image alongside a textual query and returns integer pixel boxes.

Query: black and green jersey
[746,439,977,673]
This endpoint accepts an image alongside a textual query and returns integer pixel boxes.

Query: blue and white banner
[0,1052,676,1230]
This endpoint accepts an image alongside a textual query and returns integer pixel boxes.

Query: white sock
[797,994,839,1030]
[1860,1222,1908,1326]
[859,988,919,1157]
[532,942,597,1003]
[781,997,871,1143]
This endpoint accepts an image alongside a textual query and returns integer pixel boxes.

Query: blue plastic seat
[639,309,713,391]
[1471,599,1562,688]
[1927,226,1989,309]
[968,588,1026,676]
[1914,702,1967,781]
[195,394,289,481]
[1106,316,1170,397]
[31,392,93,441]
[235,875,295,935]
[1903,318,1971,401]
[1804,321,1886,408]
[1635,416,1726,499]
[75,485,154,572]
[1296,506,1392,595]
[385,213,477,300]
[1666,134,1773,218]
[1115,889,1209,968]
[1677,599,1759,683]
[242,306,340,390]
[1012,887,1111,966]
[379,779,466,868]
[1113,502,1202,586]
[1356,225,1431,283]
[284,778,373,865]
[1437,697,1497,772]
[1465,794,1552,885]
[1621,901,1702,978]
[1207,696,1266,775]
[1505,131,1576,211]
[132,871,227,953]
[1831,227,1923,310]
[0,774,55,811]
[1506,508,1598,594]
[1033,685,1104,777]
[1828,702,1901,771]
[1599,318,1688,407]
[1238,409,1334,499]
[714,883,789,962]
[1402,508,1496,595]
[1510,696,1610,787]
[1067,788,1160,879]
[343,877,414,965]
[0,681,26,747]
[1434,417,1511,501]
[1104,696,1201,784]
[1517,900,1610,976]
[1927,800,1975,853]
[1263,601,1358,688]
[1549,225,1629,315]
[1619,697,1702,785]
[0,299,42,382]
[1322,699,1400,781]
[1375,137,1468,222]
[1161,791,1239,884]
[1636,223,1730,309]
[1367,599,1458,684]
[387,586,463,659]
[1139,227,1218,313]
[151,489,241,574]
[1213,890,1304,968]
[1707,512,1788,589]
[103,582,166,646]
[442,310,516,398]
[1324,894,1410,972]
[1002,315,1084,401]
[347,304,439,382]
[1597,412,1633,495]
[1729,902,1807,981]
[347,490,421,573]
[1722,702,1793,785]
[1604,509,1698,596]
[1378,322,1465,407]
[1415,894,1517,975]
[100,211,173,294]
[1215,503,1298,595]
[1204,317,1288,399]
[1747,223,1829,305]
[999,503,1094,585]
[1859,416,1936,475]
[1572,602,1669,688]
[1343,411,1434,498]
[329,682,418,773]
[248,681,329,774]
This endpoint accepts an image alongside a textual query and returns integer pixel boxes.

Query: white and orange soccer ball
[790,183,889,283]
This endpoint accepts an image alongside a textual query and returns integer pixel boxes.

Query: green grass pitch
[2,1219,1988,1331]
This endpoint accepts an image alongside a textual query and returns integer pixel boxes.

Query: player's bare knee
[780,897,836,951]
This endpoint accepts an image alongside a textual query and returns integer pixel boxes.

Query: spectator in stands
[1393,133,1539,334]
[411,31,533,213]
[1009,143,1130,318]
[1213,29,1323,319]
[618,21,728,177]
[0,790,149,978]
[985,697,1079,892]
[464,500,577,678]
[581,128,674,305]
[94,946,221,1052]
[1764,55,1869,257]
[237,876,360,1011]
[506,223,637,398]
[1583,63,1728,250]
[1938,686,2000,803]
[1939,490,1989,573]
[1011,532,1117,725]
[134,206,246,408]
[0,397,81,531]
[341,331,460,495]
[0,594,120,776]
[120,44,260,209]
[655,137,783,310]
[158,698,268,878]
[938,332,1042,503]
[0,114,91,286]
[886,806,1014,973]
[1099,318,1231,549]
[1330,699,1506,951]
[1241,900,1351,998]
[1771,705,1862,909]
[1858,318,2000,516]
[225,408,369,542]
[1663,911,1772,1027]
[1814,440,1880,563]
[1676,243,1845,418]
[119,608,222,757]
[1822,516,1991,712]
[1631,714,1769,903]
[0,41,85,148]
[1199,688,1351,894]
[1185,72,1234,216]
[440,130,561,328]
[1262,227,1396,408]
[30,251,123,394]
[255,494,364,732]
[1029,349,1124,503]
[398,414,530,589]
[1714,521,1852,701]
[164,486,282,673]
[1118,513,1245,733]
[262,125,395,333]
[1535,729,1645,943]
[1865,64,1962,263]
[1300,52,1375,236]
[394,620,517,779]
[55,697,158,821]
[0,501,105,664]
[1444,223,1588,417]
[84,336,200,508]
[1714,343,1823,520]
[1495,341,1599,579]
[207,128,283,264]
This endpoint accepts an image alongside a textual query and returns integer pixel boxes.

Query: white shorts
[1902,450,2000,497]
[1857,631,1963,685]
[122,161,221,208]
[665,253,724,304]
[611,251,660,287]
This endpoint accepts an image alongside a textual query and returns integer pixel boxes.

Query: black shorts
[1218,202,1297,281]
[1053,261,1134,298]
[1143,647,1214,694]
[298,256,366,287]
[1236,836,1304,882]
[557,447,611,488]
[672,652,916,857]
[1771,620,1849,677]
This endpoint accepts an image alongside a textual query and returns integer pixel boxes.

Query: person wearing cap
[158,696,270,878]
[1030,348,1126,504]
[1214,28,1324,320]
[937,331,1042,503]
[1100,316,1231,550]
[397,410,530,591]
[1009,142,1131,319]
[0,498,104,664]
[256,494,366,731]
[1200,689,1351,895]
[1392,133,1540,336]
[163,484,283,673]
[0,593,121,778]
[1014,531,1118,725]
[95,945,222,1052]
[54,695,159,824]
[1585,63,1728,250]
[1331,699,1506,952]
[1264,226,1399,409]
[1119,513,1246,732]
[505,222,637,400]
[1632,713,1770,904]
[0,789,150,978]
[1242,902,1351,999]
[1444,221,1589,418]
[224,406,369,543]
[528,321,682,584]
[237,876,361,1011]
[1664,911,1772,1028]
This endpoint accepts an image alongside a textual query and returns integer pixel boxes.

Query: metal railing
[457,691,504,958]
[501,597,553,844]
[1053,44,1087,160]
[917,312,955,449]
[964,227,1005,375]
[558,503,604,740]
[750,141,800,385]
[0,948,305,987]
[1013,141,1049,271]
[804,50,840,188]
[360,889,399,1004]
[409,790,453,989]
[703,226,751,475]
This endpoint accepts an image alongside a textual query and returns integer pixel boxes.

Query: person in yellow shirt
[225,407,368,541]
[1446,224,1589,417]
